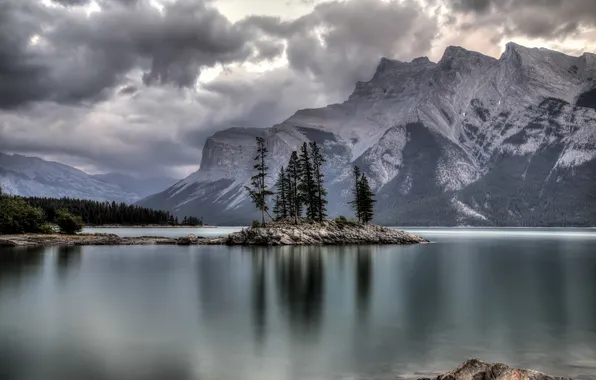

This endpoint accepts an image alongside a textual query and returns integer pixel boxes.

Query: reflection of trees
[56,246,82,279]
[275,247,325,338]
[0,247,44,287]
[401,248,442,352]
[251,249,267,346]
[196,251,229,321]
[355,247,373,321]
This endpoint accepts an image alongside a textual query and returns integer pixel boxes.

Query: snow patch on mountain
[451,197,489,222]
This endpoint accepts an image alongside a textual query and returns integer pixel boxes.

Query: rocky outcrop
[225,220,427,246]
[420,359,570,380]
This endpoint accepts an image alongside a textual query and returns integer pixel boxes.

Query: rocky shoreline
[86,225,215,228]
[421,359,570,380]
[0,220,428,247]
[225,220,427,245]
[0,233,226,247]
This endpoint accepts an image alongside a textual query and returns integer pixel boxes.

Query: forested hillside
[23,197,203,226]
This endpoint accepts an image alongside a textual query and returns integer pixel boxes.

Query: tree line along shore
[0,187,203,235]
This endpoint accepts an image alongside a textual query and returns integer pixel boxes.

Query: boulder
[419,359,571,380]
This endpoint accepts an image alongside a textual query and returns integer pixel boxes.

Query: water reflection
[56,246,82,279]
[0,247,44,287]
[1,232,596,380]
[275,247,325,339]
[355,247,373,321]
[251,249,267,346]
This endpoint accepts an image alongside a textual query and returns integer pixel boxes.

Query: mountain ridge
[0,152,168,203]
[137,43,596,226]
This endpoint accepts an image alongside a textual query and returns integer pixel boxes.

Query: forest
[22,197,203,226]
[0,187,202,235]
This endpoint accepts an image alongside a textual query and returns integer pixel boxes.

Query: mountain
[0,153,138,203]
[92,173,178,199]
[138,42,596,226]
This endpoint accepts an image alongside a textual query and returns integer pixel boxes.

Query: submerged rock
[225,219,427,246]
[419,359,571,380]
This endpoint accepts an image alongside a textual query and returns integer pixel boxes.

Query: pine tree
[299,142,317,220]
[274,166,289,220]
[309,141,328,222]
[245,137,274,225]
[286,151,302,224]
[272,195,281,220]
[349,166,362,222]
[359,174,376,224]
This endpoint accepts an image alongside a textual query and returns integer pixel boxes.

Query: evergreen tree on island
[298,142,317,220]
[309,141,328,222]
[286,151,302,224]
[245,137,274,225]
[274,166,289,220]
[358,174,376,223]
[349,166,376,223]
[349,166,362,222]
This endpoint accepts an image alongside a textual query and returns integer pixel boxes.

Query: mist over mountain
[138,42,596,226]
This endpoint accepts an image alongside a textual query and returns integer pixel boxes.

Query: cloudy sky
[1,0,595,179]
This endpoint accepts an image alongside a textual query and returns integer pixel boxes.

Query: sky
[1,0,596,179]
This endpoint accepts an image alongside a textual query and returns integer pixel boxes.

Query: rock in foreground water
[225,219,427,246]
[419,359,571,380]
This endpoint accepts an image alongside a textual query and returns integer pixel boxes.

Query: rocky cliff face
[139,42,596,226]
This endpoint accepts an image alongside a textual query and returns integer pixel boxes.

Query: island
[0,219,427,247]
[422,359,570,380]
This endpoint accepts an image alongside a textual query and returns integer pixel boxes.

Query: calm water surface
[1,228,596,380]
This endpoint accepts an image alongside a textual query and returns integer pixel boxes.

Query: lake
[1,228,596,380]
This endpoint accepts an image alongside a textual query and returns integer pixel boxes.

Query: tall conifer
[245,137,274,225]
[349,166,362,222]
[299,142,317,220]
[309,141,328,222]
[359,174,376,223]
[286,151,302,224]
[274,166,289,220]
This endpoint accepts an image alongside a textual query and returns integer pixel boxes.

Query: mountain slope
[0,153,138,203]
[139,42,596,226]
[92,173,178,199]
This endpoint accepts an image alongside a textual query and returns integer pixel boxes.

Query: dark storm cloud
[450,0,491,12]
[0,0,265,109]
[240,0,438,94]
[0,0,439,176]
[447,0,596,39]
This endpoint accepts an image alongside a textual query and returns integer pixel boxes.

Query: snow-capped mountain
[0,153,139,203]
[139,42,596,226]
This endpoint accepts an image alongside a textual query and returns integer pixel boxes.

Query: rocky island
[0,220,427,247]
[225,219,427,245]
[422,359,570,380]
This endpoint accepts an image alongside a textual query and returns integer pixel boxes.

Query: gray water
[1,228,596,380]
[84,226,244,238]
